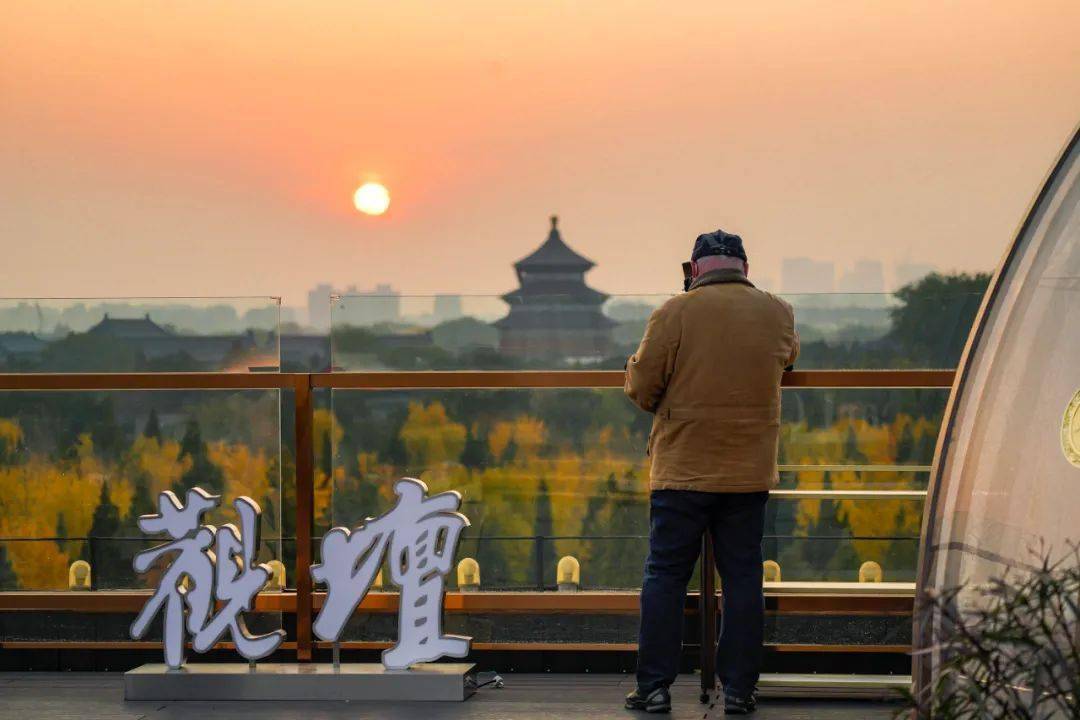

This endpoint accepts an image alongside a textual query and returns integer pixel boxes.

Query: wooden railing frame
[0,369,953,662]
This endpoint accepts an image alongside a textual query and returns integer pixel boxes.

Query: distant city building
[837,260,885,294]
[279,306,302,326]
[87,314,173,342]
[309,283,403,329]
[307,283,334,331]
[495,216,614,362]
[369,284,402,324]
[0,332,47,364]
[280,334,331,372]
[433,294,463,324]
[333,283,402,327]
[894,262,936,289]
[781,257,836,294]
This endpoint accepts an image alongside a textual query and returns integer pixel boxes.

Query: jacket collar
[688,268,755,291]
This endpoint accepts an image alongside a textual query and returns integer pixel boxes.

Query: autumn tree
[399,402,466,468]
[0,418,22,464]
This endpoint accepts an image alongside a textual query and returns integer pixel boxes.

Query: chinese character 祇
[311,477,471,670]
[130,488,285,669]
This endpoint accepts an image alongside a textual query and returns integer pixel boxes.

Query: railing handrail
[0,368,956,391]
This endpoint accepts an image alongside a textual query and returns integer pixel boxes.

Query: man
[623,231,798,715]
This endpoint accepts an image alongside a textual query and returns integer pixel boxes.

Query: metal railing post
[293,374,315,662]
[88,536,97,592]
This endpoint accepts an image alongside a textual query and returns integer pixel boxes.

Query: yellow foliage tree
[400,402,466,467]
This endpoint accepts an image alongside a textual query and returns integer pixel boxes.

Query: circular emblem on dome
[1063,390,1080,468]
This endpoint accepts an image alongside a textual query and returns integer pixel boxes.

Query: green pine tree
[128,471,156,530]
[174,419,224,495]
[0,544,17,590]
[179,419,202,460]
[896,423,915,464]
[460,427,488,469]
[500,437,519,466]
[82,482,125,589]
[533,478,554,588]
[843,425,867,464]
[581,475,617,587]
[914,429,937,466]
[143,408,162,441]
[55,512,68,552]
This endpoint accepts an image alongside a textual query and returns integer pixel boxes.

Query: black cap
[691,230,747,263]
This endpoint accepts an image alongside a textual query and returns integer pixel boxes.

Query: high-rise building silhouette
[307,283,334,330]
[433,295,463,324]
[837,260,885,293]
[781,257,836,294]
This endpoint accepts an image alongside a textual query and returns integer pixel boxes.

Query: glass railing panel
[764,497,923,583]
[330,289,984,371]
[0,297,281,372]
[324,387,653,591]
[0,389,283,592]
[324,387,939,589]
[778,387,948,491]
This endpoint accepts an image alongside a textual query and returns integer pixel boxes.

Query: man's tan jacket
[625,269,799,493]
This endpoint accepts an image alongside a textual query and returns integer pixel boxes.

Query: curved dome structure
[914,125,1080,692]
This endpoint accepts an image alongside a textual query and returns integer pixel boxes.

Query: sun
[353,182,390,216]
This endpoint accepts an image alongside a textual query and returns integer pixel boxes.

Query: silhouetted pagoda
[495,216,615,362]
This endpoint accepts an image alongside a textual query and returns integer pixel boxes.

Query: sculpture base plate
[124,662,477,702]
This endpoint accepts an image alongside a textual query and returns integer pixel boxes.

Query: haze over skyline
[3,2,1079,305]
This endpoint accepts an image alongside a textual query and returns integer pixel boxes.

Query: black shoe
[625,686,672,713]
[723,690,757,715]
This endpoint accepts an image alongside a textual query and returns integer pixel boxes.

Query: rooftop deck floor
[0,672,901,719]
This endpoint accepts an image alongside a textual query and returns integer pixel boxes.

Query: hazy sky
[3,1,1079,306]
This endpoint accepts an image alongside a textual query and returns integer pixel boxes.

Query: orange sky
[2,1,1079,305]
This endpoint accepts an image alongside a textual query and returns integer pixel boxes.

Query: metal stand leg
[332,641,341,671]
[699,530,717,704]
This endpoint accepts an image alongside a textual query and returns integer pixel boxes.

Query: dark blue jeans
[636,489,768,697]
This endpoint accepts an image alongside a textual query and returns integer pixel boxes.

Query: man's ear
[690,260,699,278]
[743,261,750,277]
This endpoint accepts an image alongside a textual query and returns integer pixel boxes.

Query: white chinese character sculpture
[312,477,471,670]
[130,488,285,669]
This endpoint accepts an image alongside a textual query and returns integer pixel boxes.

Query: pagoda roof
[493,308,617,330]
[501,280,609,305]
[513,216,595,272]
